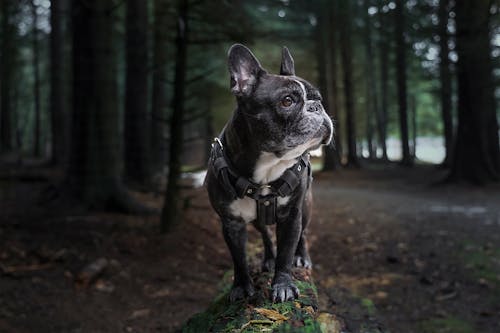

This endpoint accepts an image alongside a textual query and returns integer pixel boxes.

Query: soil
[1,163,499,333]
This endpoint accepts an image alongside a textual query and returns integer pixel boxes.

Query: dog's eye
[281,96,294,108]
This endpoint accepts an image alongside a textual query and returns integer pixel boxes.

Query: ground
[0,163,499,332]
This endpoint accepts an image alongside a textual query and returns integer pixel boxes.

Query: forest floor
[1,161,499,333]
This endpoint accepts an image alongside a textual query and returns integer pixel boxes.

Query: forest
[0,0,499,332]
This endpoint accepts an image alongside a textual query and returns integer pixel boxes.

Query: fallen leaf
[94,279,115,293]
[254,308,289,321]
[316,313,341,333]
[130,308,151,319]
[304,306,315,315]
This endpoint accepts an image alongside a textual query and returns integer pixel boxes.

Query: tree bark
[322,0,341,171]
[151,0,170,172]
[68,0,150,213]
[377,1,389,160]
[448,0,499,183]
[124,0,150,184]
[0,0,14,152]
[32,0,41,158]
[394,0,412,166]
[50,0,67,165]
[438,0,453,167]
[315,1,333,170]
[338,1,358,167]
[410,95,417,157]
[364,0,378,160]
[161,0,189,232]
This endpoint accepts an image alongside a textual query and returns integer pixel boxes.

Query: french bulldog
[205,44,333,303]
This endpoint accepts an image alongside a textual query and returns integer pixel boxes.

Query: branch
[186,68,218,85]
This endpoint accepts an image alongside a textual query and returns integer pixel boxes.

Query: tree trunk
[448,0,499,183]
[49,0,67,165]
[338,1,358,167]
[377,2,389,160]
[32,0,42,158]
[322,0,341,171]
[151,0,170,173]
[364,0,378,160]
[438,0,453,167]
[68,0,149,212]
[0,0,14,152]
[315,1,334,170]
[394,0,412,166]
[124,0,150,185]
[410,95,417,157]
[161,0,189,232]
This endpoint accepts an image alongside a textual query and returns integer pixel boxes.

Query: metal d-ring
[212,137,223,150]
[259,184,272,195]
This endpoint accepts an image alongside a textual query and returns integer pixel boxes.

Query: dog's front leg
[222,219,255,302]
[272,208,302,302]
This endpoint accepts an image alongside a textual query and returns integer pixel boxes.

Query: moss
[182,268,330,333]
[419,317,476,333]
[459,241,500,287]
[360,298,376,316]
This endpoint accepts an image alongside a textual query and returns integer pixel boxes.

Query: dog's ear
[280,46,295,76]
[228,44,265,96]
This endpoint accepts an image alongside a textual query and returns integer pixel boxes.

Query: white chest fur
[228,147,309,223]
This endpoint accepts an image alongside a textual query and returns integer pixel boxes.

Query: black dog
[205,44,333,303]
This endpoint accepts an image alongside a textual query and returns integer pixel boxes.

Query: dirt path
[0,165,499,332]
[310,166,500,333]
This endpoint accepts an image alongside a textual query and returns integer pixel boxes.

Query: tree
[68,0,148,212]
[151,0,170,172]
[394,0,412,166]
[161,0,189,232]
[322,0,341,171]
[338,1,358,167]
[363,0,379,159]
[377,1,389,160]
[437,0,453,167]
[50,0,68,165]
[31,0,42,157]
[0,0,15,153]
[124,0,150,185]
[448,0,499,183]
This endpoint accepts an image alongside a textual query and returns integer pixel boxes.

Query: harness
[208,135,312,226]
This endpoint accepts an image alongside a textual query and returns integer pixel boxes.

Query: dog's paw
[229,283,255,302]
[271,281,300,303]
[262,258,275,272]
[293,255,312,269]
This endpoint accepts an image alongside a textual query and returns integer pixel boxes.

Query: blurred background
[0,0,499,332]
[0,0,498,185]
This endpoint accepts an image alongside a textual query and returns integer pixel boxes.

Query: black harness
[208,135,312,225]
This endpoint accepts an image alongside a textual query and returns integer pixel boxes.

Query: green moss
[419,317,476,333]
[360,298,376,316]
[182,269,325,333]
[459,241,500,287]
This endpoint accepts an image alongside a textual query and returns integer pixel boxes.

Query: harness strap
[208,136,311,225]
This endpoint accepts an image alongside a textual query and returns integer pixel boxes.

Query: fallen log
[75,257,108,288]
[181,267,343,333]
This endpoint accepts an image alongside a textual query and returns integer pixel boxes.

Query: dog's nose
[321,118,334,145]
[306,101,322,114]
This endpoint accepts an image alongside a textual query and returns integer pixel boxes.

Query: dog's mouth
[274,137,322,159]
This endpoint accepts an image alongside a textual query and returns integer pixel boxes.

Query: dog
[205,44,333,303]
